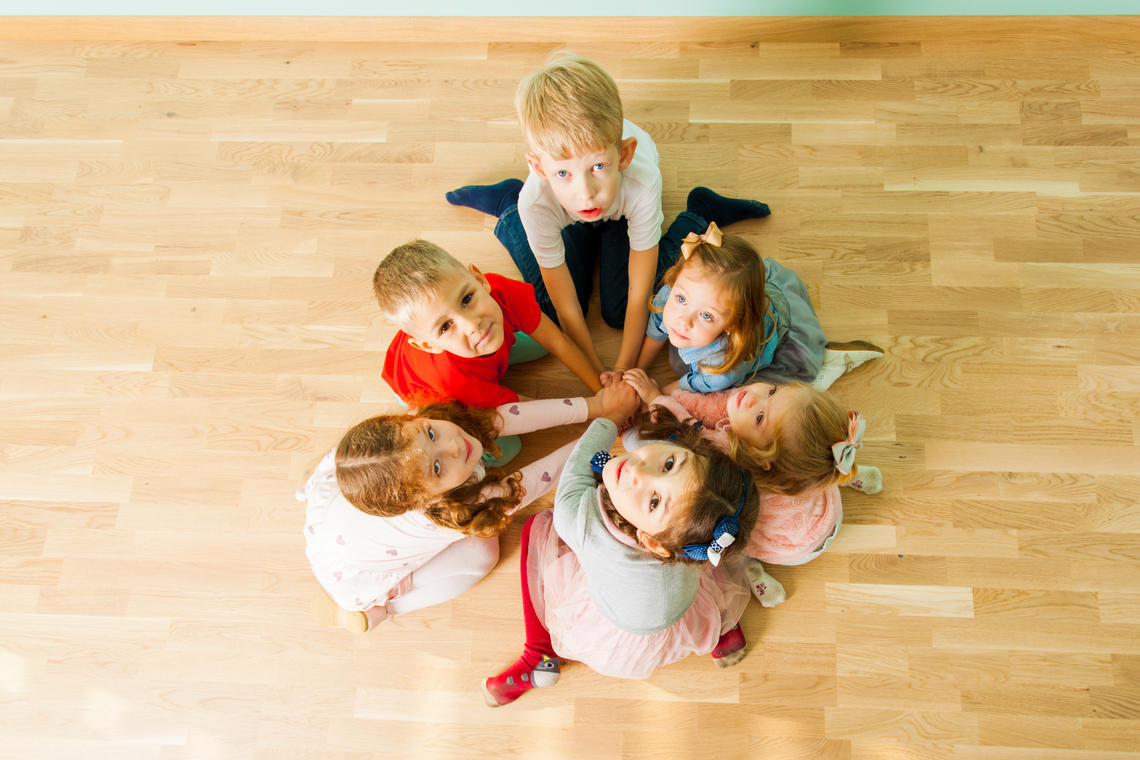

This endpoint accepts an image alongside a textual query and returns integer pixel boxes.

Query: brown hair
[652,233,770,375]
[730,383,858,496]
[372,239,469,328]
[335,402,523,538]
[515,53,623,159]
[600,406,758,565]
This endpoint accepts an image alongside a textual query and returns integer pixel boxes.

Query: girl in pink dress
[299,392,617,634]
[621,369,882,605]
[482,396,759,707]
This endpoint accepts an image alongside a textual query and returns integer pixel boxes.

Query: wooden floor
[2,16,1140,760]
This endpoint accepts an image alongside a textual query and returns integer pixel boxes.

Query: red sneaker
[481,654,560,707]
[711,624,747,669]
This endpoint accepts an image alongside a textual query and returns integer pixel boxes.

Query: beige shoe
[812,340,885,390]
[313,589,370,634]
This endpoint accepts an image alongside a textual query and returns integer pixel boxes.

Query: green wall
[5,1,1137,15]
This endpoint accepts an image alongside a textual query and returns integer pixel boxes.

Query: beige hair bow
[679,221,723,260]
[831,411,865,476]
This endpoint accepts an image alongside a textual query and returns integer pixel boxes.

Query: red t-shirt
[381,273,542,408]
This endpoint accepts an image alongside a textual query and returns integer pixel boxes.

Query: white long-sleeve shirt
[299,397,588,611]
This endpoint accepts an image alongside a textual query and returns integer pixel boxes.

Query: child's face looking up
[726,382,809,451]
[406,418,484,496]
[602,442,698,540]
[526,137,636,223]
[661,261,732,349]
[403,266,505,358]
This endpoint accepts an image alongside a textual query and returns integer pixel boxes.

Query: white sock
[843,465,883,495]
[745,559,787,608]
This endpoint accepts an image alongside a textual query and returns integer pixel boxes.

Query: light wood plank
[2,17,1140,760]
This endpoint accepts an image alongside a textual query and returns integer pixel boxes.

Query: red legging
[518,514,557,667]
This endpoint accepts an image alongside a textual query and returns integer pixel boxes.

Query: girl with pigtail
[621,368,883,606]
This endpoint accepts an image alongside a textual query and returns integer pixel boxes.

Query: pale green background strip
[3,1,1138,16]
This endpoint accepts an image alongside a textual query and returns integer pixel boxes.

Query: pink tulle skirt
[525,509,752,680]
[745,485,842,566]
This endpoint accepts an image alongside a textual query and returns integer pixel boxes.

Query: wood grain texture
[1,16,1139,760]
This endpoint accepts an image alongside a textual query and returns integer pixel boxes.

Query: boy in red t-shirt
[376,240,602,413]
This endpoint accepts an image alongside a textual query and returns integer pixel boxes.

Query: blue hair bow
[678,470,748,567]
[590,451,611,474]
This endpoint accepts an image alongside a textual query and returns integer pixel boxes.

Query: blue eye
[675,294,686,305]
[556,170,569,179]
[432,460,441,476]
[593,162,607,171]
[700,312,713,322]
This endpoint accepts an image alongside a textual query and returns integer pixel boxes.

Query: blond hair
[372,239,468,328]
[731,383,859,496]
[515,53,623,159]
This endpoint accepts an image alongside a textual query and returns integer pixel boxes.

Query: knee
[601,302,626,329]
[471,536,500,575]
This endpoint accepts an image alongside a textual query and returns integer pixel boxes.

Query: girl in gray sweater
[483,398,758,706]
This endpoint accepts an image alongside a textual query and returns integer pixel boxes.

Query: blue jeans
[495,207,707,329]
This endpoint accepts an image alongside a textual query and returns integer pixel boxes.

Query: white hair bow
[706,531,736,567]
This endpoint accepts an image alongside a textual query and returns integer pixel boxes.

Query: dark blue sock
[686,186,770,228]
[445,178,524,218]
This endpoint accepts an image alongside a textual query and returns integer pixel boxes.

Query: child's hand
[478,478,514,503]
[599,370,622,387]
[483,471,527,516]
[599,378,640,424]
[622,368,662,405]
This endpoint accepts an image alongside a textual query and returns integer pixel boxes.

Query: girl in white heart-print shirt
[298,386,633,634]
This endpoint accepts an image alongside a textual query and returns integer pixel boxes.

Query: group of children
[297,53,884,706]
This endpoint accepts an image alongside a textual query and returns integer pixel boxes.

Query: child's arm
[552,418,618,553]
[614,245,658,371]
[528,314,603,393]
[490,387,641,516]
[552,383,638,550]
[539,263,605,375]
[634,286,669,370]
[494,397,589,437]
[504,439,576,515]
[492,382,635,438]
[635,334,666,370]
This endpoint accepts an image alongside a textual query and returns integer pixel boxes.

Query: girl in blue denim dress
[634,222,827,394]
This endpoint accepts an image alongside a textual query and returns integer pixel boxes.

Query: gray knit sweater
[553,418,699,635]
